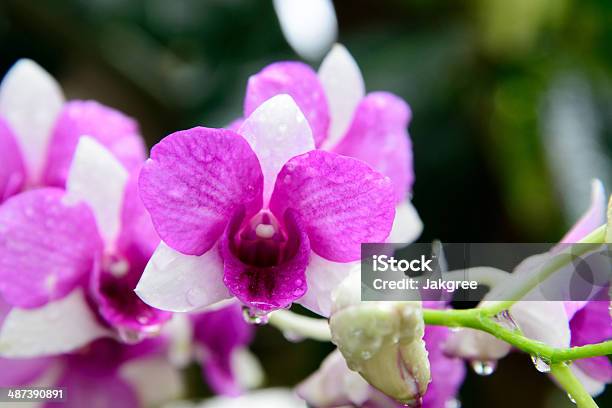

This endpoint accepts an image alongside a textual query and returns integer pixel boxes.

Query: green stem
[550,362,598,407]
[422,308,612,363]
[268,309,331,342]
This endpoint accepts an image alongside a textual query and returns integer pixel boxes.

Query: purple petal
[0,188,102,308]
[221,208,310,311]
[333,92,414,202]
[570,298,612,383]
[422,325,466,408]
[192,303,254,396]
[0,356,52,386]
[46,368,139,408]
[42,100,145,187]
[269,150,395,262]
[46,338,168,408]
[139,127,263,255]
[0,118,26,201]
[245,62,330,147]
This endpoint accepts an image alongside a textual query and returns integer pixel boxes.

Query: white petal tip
[273,0,337,60]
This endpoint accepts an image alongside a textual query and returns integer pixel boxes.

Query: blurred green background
[1,0,610,406]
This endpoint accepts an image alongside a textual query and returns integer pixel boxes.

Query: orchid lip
[221,208,310,313]
[232,210,293,268]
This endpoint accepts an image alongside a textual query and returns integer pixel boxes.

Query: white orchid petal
[388,199,423,244]
[273,0,337,60]
[65,136,128,247]
[297,349,370,407]
[162,314,193,368]
[297,254,358,317]
[231,348,264,390]
[0,289,109,358]
[510,300,571,349]
[318,44,365,149]
[120,357,184,407]
[0,59,65,182]
[135,242,230,313]
[173,389,306,408]
[239,94,315,204]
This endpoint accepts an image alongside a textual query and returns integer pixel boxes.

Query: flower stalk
[550,362,598,408]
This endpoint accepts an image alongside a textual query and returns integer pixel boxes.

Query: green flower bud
[329,270,430,405]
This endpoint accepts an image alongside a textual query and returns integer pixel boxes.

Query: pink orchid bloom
[0,59,145,202]
[0,137,170,358]
[232,45,423,315]
[135,94,397,317]
[445,179,612,395]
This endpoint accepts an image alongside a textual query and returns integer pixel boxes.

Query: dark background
[1,0,610,406]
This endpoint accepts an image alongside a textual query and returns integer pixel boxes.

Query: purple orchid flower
[234,44,423,315]
[445,179,612,395]
[0,59,145,202]
[0,137,170,357]
[135,45,421,318]
[297,306,465,408]
[134,94,397,317]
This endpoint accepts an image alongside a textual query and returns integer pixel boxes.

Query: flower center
[232,210,291,267]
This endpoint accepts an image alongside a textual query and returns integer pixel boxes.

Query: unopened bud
[329,270,430,405]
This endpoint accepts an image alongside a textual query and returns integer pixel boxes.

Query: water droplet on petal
[471,360,496,376]
[117,327,145,344]
[242,306,269,325]
[531,355,551,373]
[186,287,205,307]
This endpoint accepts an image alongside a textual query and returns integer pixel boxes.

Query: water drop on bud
[471,360,496,376]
